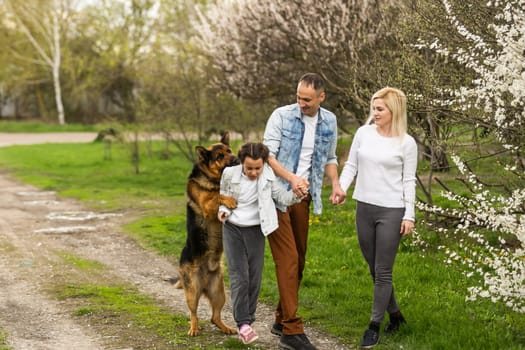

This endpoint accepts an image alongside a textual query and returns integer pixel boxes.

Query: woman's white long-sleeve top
[219,164,300,236]
[339,125,418,220]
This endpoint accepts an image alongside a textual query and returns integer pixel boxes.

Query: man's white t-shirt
[296,113,318,180]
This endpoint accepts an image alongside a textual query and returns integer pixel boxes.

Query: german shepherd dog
[176,132,239,336]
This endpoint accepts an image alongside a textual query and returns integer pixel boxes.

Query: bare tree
[4,0,72,125]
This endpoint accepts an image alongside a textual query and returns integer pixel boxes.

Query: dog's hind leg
[180,266,202,336]
[184,285,202,336]
[207,269,236,335]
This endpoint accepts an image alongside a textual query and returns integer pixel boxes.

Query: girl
[218,142,302,345]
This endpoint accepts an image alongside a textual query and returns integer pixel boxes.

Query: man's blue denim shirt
[263,103,338,215]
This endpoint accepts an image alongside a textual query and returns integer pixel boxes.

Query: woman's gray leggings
[356,201,404,324]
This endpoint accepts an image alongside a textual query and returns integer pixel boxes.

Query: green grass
[0,142,188,212]
[55,284,192,347]
[0,328,10,350]
[262,198,525,349]
[59,252,107,271]
[124,215,187,258]
[0,140,523,349]
[49,250,244,349]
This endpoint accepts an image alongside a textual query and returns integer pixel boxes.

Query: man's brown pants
[268,194,311,335]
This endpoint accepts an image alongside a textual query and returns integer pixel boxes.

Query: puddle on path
[33,226,98,234]
[16,191,57,197]
[47,211,123,221]
[23,200,61,206]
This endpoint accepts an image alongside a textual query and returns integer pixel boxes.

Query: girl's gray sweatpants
[222,221,265,328]
[356,201,404,324]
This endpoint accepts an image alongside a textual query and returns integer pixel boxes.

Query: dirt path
[0,132,99,147]
[0,133,350,350]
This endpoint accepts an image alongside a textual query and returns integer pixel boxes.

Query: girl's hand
[400,220,414,237]
[218,211,229,223]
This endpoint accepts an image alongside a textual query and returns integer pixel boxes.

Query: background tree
[195,0,396,124]
[77,0,159,124]
[3,0,72,124]
[0,10,42,120]
[73,0,159,172]
[194,0,478,174]
[195,0,515,191]
[132,0,266,162]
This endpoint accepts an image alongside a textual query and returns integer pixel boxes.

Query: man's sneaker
[384,315,407,335]
[279,334,317,350]
[271,323,283,336]
[361,328,379,349]
[238,324,258,345]
[299,334,317,349]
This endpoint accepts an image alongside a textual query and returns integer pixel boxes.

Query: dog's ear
[195,146,210,162]
[220,131,230,146]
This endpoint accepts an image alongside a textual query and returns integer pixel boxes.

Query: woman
[218,142,302,345]
[338,87,417,348]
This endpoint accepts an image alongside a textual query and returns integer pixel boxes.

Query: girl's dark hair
[238,142,269,163]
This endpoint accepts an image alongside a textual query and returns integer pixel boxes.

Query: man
[263,73,346,350]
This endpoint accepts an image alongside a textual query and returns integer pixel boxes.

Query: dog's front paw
[221,195,237,209]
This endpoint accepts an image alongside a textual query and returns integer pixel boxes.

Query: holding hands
[330,184,346,205]
[292,175,309,198]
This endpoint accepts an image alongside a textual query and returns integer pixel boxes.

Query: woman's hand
[400,219,415,237]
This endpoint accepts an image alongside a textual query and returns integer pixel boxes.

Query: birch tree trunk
[51,4,65,125]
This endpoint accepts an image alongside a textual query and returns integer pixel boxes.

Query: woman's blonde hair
[366,87,407,139]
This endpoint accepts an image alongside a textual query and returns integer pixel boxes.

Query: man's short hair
[298,73,325,92]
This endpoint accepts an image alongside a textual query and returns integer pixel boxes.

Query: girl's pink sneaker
[239,324,258,344]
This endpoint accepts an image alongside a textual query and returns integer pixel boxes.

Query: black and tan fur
[176,132,238,336]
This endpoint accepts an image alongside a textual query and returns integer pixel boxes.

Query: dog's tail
[163,275,183,289]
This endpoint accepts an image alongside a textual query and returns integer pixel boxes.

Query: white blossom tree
[416,0,525,312]
[193,0,474,171]
[194,0,397,114]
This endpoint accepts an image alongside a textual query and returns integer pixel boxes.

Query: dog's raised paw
[221,195,237,209]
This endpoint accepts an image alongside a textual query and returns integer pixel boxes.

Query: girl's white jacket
[219,164,301,236]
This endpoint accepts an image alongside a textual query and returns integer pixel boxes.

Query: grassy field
[0,138,523,350]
